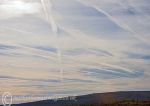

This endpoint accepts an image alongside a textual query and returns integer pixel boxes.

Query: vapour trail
[0,26,35,35]
[0,25,57,54]
[0,42,56,60]
[40,0,64,81]
[77,0,149,44]
[57,26,136,74]
[41,0,57,33]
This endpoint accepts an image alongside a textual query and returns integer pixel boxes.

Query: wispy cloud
[0,44,16,50]
[0,0,150,103]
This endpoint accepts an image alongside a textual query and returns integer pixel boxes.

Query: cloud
[0,0,41,19]
[77,0,150,44]
[64,48,113,56]
[81,68,144,79]
[0,44,16,50]
[125,52,150,60]
[0,0,150,103]
[34,46,57,53]
[0,75,60,82]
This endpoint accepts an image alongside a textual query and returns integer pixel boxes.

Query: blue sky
[0,0,150,103]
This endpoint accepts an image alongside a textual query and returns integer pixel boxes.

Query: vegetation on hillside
[70,100,150,106]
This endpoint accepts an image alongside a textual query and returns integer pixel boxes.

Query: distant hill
[1,91,150,106]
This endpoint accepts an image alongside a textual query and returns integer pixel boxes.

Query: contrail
[41,0,57,33]
[77,0,149,44]
[0,26,57,60]
[40,0,64,81]
[0,26,35,35]
[57,27,136,74]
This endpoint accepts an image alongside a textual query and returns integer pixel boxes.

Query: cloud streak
[0,0,150,104]
[77,0,150,44]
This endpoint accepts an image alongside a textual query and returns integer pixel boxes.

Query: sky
[0,0,150,104]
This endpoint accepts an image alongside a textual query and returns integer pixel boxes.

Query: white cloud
[0,0,41,19]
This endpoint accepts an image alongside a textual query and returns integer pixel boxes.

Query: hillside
[4,91,150,106]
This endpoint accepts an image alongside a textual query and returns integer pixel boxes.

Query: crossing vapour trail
[57,26,137,75]
[0,26,58,60]
[1,0,150,102]
[77,0,149,44]
[40,0,64,81]
[40,0,57,33]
